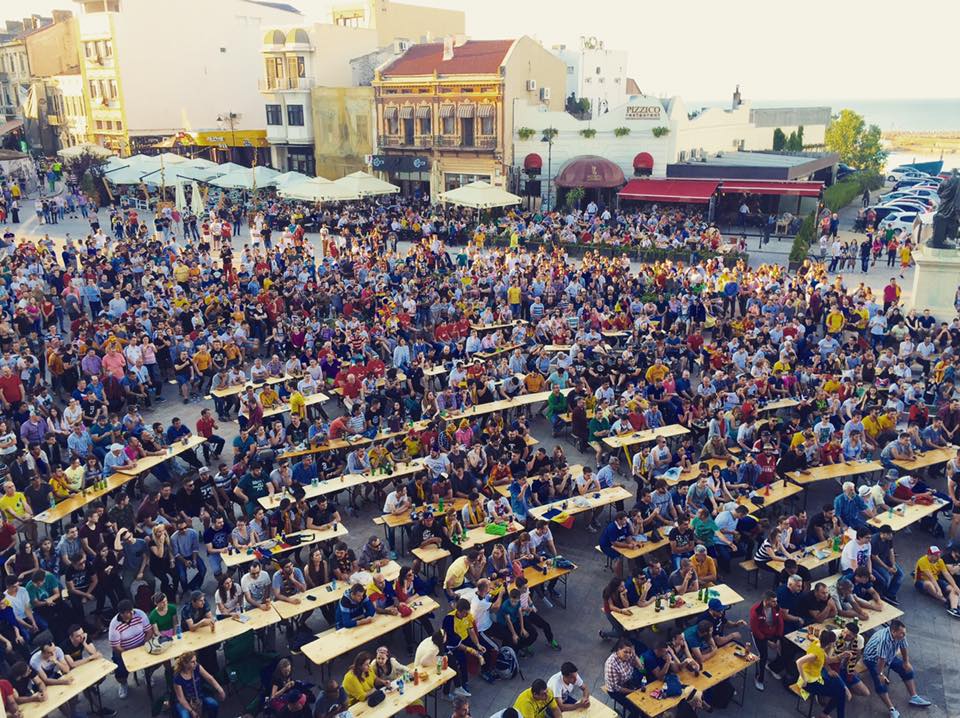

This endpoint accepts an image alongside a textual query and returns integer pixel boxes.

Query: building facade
[259,0,464,175]
[373,36,565,199]
[72,0,301,157]
[551,36,629,119]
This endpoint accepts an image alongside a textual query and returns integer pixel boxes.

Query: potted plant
[517,127,536,141]
[541,127,558,141]
[613,127,631,138]
[579,128,596,139]
[651,126,670,138]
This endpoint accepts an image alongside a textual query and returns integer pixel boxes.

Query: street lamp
[216,112,239,162]
[540,129,555,211]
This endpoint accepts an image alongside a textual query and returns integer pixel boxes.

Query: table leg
[143,668,155,705]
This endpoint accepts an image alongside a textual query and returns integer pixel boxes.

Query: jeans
[176,556,207,591]
[805,670,847,718]
[865,656,913,695]
[202,435,226,462]
[872,563,904,598]
[752,633,787,678]
[174,695,219,718]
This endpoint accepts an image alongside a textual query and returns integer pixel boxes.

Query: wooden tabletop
[21,657,117,718]
[607,537,670,561]
[412,521,525,565]
[348,664,458,718]
[515,562,575,591]
[223,525,349,568]
[122,611,256,672]
[626,643,758,717]
[273,562,402,620]
[789,460,883,486]
[301,597,440,666]
[258,473,370,510]
[602,424,690,450]
[757,398,800,413]
[278,421,431,460]
[474,344,523,361]
[737,481,805,514]
[563,701,620,718]
[471,322,520,332]
[543,344,573,352]
[494,465,584,498]
[262,391,330,420]
[893,446,957,472]
[443,388,572,422]
[529,485,633,522]
[786,588,903,649]
[766,537,840,574]
[613,584,744,633]
[868,499,948,532]
[35,471,138,524]
[210,372,294,398]
[376,498,470,529]
[114,435,207,477]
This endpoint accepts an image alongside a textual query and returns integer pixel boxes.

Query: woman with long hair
[148,522,178,599]
[600,577,633,640]
[172,650,225,718]
[215,575,243,619]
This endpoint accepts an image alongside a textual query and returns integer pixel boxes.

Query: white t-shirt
[529,528,554,552]
[840,539,872,572]
[241,571,272,608]
[383,491,408,514]
[547,671,585,704]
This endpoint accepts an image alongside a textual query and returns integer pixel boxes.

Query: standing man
[749,590,788,692]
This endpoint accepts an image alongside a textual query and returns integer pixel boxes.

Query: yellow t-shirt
[514,687,557,718]
[789,431,806,450]
[0,492,29,519]
[825,311,845,334]
[342,668,377,705]
[507,286,521,305]
[645,364,669,383]
[444,555,470,590]
[800,640,827,684]
[862,415,881,439]
[915,555,947,582]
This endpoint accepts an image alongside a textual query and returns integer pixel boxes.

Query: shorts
[914,577,950,595]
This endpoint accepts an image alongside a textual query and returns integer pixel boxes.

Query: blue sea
[694,98,960,132]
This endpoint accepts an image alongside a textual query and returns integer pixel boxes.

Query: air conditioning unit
[539,86,551,101]
[525,79,537,92]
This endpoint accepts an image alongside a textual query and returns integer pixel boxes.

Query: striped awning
[457,104,475,118]
[399,105,414,119]
[382,106,398,120]
[477,104,495,118]
[439,104,454,118]
[415,105,431,119]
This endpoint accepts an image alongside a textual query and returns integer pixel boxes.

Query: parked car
[878,210,932,234]
[887,167,932,183]
[879,188,940,205]
[894,176,942,191]
[837,163,859,180]
[880,199,934,214]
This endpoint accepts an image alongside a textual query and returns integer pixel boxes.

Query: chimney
[453,33,467,47]
[732,84,742,110]
[442,36,454,61]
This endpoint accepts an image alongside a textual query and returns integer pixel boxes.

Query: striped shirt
[863,626,907,664]
[108,609,151,651]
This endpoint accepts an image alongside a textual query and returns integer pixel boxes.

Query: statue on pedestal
[929,170,960,248]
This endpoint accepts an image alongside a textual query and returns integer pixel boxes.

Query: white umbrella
[438,180,521,209]
[273,171,310,189]
[175,181,187,212]
[58,143,113,159]
[209,166,280,190]
[191,182,204,212]
[155,152,189,165]
[334,170,399,197]
[279,176,359,202]
[183,157,218,169]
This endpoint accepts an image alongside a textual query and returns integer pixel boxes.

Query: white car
[878,210,932,234]
[879,190,940,206]
[887,167,932,183]
[881,199,934,213]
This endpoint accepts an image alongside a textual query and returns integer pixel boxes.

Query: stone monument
[911,170,960,318]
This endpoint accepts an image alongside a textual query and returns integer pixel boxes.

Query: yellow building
[373,36,564,199]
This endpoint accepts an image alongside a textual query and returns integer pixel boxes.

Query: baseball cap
[929,546,942,555]
[708,598,726,611]
[885,469,899,480]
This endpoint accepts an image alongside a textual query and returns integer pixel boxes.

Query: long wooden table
[210,372,294,398]
[301,597,439,666]
[442,388,572,422]
[788,460,883,486]
[626,643,757,717]
[348,664,457,718]
[757,398,800,413]
[114,435,207,477]
[412,521,525,565]
[602,424,690,463]
[529,485,633,523]
[613,584,744,633]
[258,473,370,510]
[21,657,117,718]
[375,499,470,530]
[35,471,136,525]
[263,391,330,421]
[893,446,957,472]
[766,537,840,574]
[222,525,349,568]
[737,481,805,514]
[273,563,402,620]
[278,421,431,460]
[867,499,948,532]
[474,343,522,361]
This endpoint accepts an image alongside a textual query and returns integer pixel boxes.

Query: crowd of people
[0,173,954,718]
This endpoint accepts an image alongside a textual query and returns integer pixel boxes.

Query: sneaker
[549,639,562,651]
[949,608,960,619]
[754,678,764,692]
[908,696,932,707]
[117,684,128,699]
[452,687,471,698]
[586,523,598,533]
[766,666,783,681]
[98,708,118,717]
[481,671,496,684]
[890,708,901,718]
[542,595,555,609]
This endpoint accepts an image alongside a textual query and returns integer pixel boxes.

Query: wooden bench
[739,559,759,588]
[790,660,866,716]
[595,545,613,571]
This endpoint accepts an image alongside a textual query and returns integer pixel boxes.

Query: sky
[8,0,960,101]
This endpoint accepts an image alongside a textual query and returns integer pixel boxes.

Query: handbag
[188,672,203,714]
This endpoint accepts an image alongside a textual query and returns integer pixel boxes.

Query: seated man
[797,582,838,625]
[914,545,960,618]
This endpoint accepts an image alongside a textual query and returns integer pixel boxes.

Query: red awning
[633,152,654,170]
[619,178,718,203]
[0,119,23,137]
[523,153,542,171]
[719,180,822,197]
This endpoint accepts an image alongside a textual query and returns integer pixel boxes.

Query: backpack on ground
[493,645,520,681]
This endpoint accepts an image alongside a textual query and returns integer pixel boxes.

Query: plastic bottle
[331,577,337,590]
[397,679,404,696]
[413,670,420,686]
[176,623,183,640]
[639,675,647,692]
[438,496,444,512]
[49,494,56,509]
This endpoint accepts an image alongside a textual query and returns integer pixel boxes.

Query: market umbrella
[174,181,187,212]
[191,181,204,212]
[57,143,113,159]
[209,165,281,190]
[272,171,310,189]
[437,180,521,209]
[278,176,359,202]
[333,170,399,197]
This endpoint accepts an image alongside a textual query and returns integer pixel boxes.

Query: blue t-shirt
[599,521,630,554]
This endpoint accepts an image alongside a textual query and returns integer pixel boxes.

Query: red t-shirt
[0,374,22,404]
[196,416,216,438]
[0,523,15,552]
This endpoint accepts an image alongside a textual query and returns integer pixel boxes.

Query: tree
[772,128,786,151]
[577,98,591,116]
[786,126,804,151]
[825,109,887,172]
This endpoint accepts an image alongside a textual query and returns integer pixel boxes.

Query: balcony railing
[378,135,434,149]
[379,134,497,151]
[259,76,315,92]
[436,135,497,150]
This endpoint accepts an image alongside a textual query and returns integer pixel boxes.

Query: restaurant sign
[624,104,662,121]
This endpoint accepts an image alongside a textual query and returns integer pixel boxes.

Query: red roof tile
[381,39,515,77]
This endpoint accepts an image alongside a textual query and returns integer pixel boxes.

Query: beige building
[373,35,565,199]
[259,0,464,175]
[72,0,301,157]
